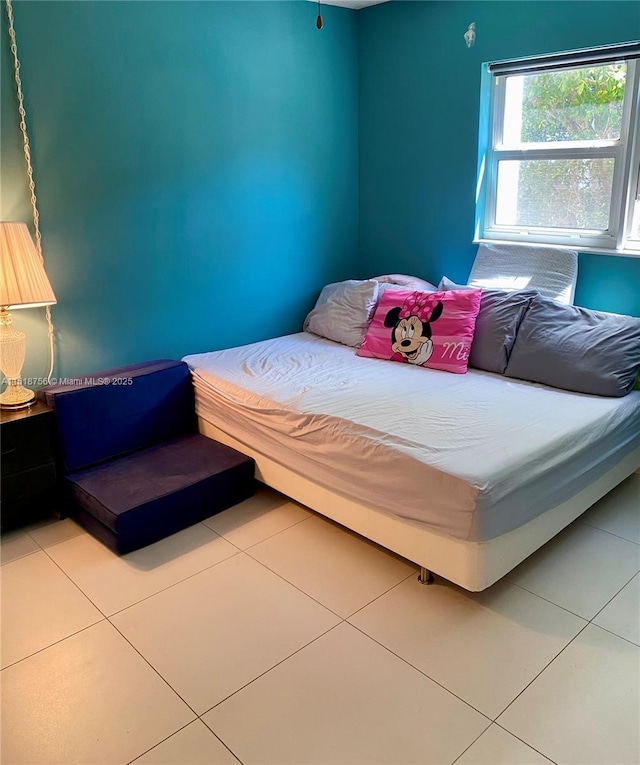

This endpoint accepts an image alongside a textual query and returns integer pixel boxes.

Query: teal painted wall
[1,1,358,380]
[358,1,640,315]
[3,0,640,388]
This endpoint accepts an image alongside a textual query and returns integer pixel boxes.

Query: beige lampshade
[1,221,57,309]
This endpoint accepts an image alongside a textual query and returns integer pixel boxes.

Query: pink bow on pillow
[399,293,436,322]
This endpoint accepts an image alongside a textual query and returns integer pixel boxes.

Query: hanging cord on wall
[5,0,56,383]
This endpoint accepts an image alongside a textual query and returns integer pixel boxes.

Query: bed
[184,330,640,591]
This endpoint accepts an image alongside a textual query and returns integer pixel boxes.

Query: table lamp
[1,221,57,409]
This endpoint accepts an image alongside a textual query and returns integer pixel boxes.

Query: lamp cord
[5,0,56,383]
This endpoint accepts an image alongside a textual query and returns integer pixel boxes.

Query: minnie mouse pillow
[357,289,482,374]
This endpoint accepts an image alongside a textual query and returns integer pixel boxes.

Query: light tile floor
[1,478,638,765]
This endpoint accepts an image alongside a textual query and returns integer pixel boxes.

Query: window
[477,42,640,255]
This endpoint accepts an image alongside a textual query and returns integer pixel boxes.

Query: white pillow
[304,279,379,347]
[372,273,438,291]
[438,275,468,291]
[468,243,578,305]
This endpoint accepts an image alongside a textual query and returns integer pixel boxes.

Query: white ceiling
[311,0,391,10]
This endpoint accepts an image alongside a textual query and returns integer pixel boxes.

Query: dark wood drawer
[1,402,58,531]
[1,462,57,529]
[1,410,55,475]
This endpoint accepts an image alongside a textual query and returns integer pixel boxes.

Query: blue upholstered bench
[40,359,255,554]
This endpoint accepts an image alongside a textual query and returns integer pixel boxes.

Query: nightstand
[1,401,57,531]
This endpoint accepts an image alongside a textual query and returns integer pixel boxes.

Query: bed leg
[418,567,435,585]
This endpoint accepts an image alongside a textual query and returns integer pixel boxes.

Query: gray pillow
[470,289,538,374]
[505,295,640,397]
[304,279,379,347]
[438,276,536,374]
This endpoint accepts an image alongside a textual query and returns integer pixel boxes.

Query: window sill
[474,238,640,259]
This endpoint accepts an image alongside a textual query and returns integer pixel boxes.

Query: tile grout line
[588,569,639,625]
[15,521,243,624]
[198,721,246,765]
[6,533,243,720]
[578,517,640,546]
[124,720,194,765]
[5,582,207,758]
[9,522,249,623]
[226,509,315,552]
[125,719,245,765]
[241,526,419,621]
[11,509,411,628]
[106,528,422,758]
[106,516,323,618]
[347,573,629,733]
[588,621,640,649]
[504,554,640,626]
[4,512,350,673]
[92,532,352,740]
[1,518,54,565]
[0,546,40,567]
[346,568,418,621]
[240,549,356,621]
[105,551,352,721]
[198,621,344,716]
[39,543,111,616]
[493,620,591,723]
[345,620,493,722]
[1,519,114,670]
[504,578,592,621]
[449,721,495,765]
[107,616,201,718]
[492,721,560,764]
[104,546,244,618]
[102,542,367,753]
[40,530,240,624]
[345,571,594,723]
[10,517,281,765]
[111,519,337,616]
[53,512,322,621]
[198,719,246,765]
[0,618,107,672]
[33,539,595,756]
[7,500,637,763]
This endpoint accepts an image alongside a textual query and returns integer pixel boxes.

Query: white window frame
[478,42,640,257]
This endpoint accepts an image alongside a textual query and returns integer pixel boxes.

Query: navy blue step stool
[40,359,255,554]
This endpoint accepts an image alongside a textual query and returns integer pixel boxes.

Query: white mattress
[184,332,640,542]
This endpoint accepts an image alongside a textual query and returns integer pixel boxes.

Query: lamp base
[1,307,35,409]
[0,381,36,409]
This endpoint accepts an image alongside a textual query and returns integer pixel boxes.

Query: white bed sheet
[184,333,640,542]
